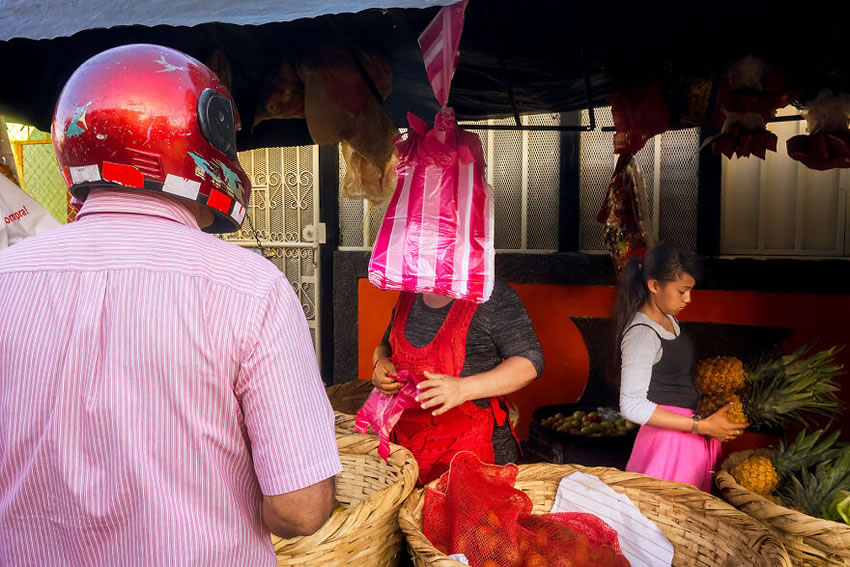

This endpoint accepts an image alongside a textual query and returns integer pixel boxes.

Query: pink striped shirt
[0,189,342,566]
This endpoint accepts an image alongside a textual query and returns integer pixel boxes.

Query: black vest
[625,322,701,410]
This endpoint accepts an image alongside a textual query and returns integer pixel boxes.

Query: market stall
[3,1,850,565]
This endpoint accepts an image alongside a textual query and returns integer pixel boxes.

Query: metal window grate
[221,146,322,359]
[5,122,74,224]
[339,114,561,252]
[579,107,699,252]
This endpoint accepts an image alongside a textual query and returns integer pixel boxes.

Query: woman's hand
[372,358,401,395]
[700,403,749,442]
[416,371,469,416]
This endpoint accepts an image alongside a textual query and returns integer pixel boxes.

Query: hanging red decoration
[787,90,850,170]
[703,56,798,160]
[609,82,670,155]
[597,153,654,274]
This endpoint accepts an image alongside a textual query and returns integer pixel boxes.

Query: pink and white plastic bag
[354,369,420,459]
[368,0,494,303]
[367,109,494,303]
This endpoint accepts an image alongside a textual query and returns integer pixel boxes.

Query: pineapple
[696,356,746,395]
[731,456,780,495]
[697,392,747,423]
[730,428,843,496]
[779,449,850,517]
[745,346,844,429]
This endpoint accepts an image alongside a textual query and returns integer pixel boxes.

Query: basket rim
[272,431,418,554]
[718,449,850,556]
[399,462,791,567]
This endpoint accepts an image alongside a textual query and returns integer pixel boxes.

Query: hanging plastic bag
[369,1,493,302]
[368,109,495,303]
[787,90,850,170]
[354,369,421,460]
[340,141,399,205]
[0,173,61,249]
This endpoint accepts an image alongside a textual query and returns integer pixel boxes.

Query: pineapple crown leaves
[780,448,850,518]
[773,427,844,479]
[744,345,845,429]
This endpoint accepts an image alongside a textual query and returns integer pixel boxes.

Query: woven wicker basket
[718,449,850,566]
[327,379,375,415]
[399,462,792,567]
[328,380,520,433]
[271,431,418,566]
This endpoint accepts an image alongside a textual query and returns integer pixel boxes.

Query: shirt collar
[75,188,201,230]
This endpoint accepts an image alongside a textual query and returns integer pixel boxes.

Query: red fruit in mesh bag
[524,553,546,567]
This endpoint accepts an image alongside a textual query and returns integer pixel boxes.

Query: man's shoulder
[182,230,285,293]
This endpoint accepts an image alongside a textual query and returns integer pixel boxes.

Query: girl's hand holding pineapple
[697,401,749,443]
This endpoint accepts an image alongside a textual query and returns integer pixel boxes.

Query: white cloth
[619,312,679,425]
[552,472,674,567]
[0,174,60,248]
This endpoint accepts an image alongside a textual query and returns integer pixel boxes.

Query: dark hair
[606,244,700,388]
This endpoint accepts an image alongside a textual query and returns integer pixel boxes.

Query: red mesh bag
[424,452,630,567]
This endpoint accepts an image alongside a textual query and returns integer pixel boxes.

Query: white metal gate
[222,146,323,359]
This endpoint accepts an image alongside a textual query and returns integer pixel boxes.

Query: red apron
[390,292,513,485]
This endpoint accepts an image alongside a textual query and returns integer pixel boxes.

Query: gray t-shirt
[381,281,543,463]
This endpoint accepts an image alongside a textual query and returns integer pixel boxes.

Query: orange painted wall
[357,279,850,438]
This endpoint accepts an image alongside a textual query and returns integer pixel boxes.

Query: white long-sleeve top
[619,312,680,425]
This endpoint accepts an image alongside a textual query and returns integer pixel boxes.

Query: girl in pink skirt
[612,245,743,491]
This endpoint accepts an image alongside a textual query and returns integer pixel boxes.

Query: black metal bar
[559,112,581,252]
[597,114,805,134]
[582,50,596,131]
[483,1,522,127]
[458,123,594,132]
[769,115,805,123]
[317,144,340,383]
[697,128,722,256]
[463,110,804,134]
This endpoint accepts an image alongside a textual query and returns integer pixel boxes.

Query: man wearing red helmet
[0,44,341,565]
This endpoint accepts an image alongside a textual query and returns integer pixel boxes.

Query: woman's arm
[620,326,746,441]
[619,326,661,425]
[416,356,536,416]
[372,307,401,394]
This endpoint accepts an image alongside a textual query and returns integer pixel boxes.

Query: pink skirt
[625,404,721,492]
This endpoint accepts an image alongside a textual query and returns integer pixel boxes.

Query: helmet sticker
[162,174,201,200]
[154,54,185,73]
[66,102,91,138]
[69,165,101,184]
[188,152,240,199]
[206,188,232,214]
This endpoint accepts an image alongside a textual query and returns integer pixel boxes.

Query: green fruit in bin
[572,410,586,419]
[600,421,614,430]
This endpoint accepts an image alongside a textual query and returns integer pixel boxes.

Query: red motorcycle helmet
[52,44,251,233]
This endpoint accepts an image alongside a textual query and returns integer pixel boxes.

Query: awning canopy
[1,1,848,149]
[0,1,458,41]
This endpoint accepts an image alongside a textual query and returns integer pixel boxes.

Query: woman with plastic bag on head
[354,107,543,486]
[369,282,543,486]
